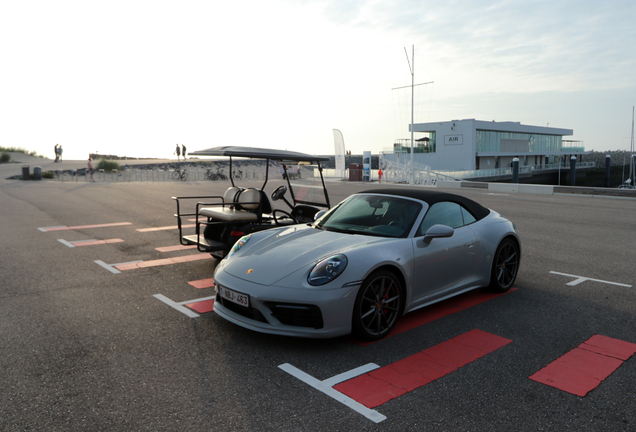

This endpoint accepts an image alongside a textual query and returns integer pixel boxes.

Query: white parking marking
[58,239,77,248]
[94,260,143,274]
[153,294,217,318]
[278,363,386,423]
[322,363,381,387]
[550,271,632,288]
[39,226,66,232]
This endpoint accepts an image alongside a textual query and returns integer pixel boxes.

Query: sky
[1,0,635,161]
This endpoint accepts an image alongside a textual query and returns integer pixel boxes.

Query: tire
[172,171,180,180]
[181,171,188,181]
[488,238,519,292]
[352,270,404,341]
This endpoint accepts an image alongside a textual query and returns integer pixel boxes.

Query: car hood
[219,225,386,286]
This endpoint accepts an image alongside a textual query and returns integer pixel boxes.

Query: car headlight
[308,254,347,286]
[227,234,251,258]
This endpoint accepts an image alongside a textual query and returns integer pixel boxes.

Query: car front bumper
[213,270,360,338]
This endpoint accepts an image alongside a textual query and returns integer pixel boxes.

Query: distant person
[182,144,187,159]
[378,168,383,183]
[88,157,95,182]
[57,145,63,162]
[175,144,181,161]
[54,144,59,162]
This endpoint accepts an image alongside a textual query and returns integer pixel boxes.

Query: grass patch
[0,146,45,158]
[1,152,10,163]
[96,159,121,171]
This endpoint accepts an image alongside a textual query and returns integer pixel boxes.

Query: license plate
[218,285,249,307]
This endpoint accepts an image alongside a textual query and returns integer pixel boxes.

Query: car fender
[470,211,521,270]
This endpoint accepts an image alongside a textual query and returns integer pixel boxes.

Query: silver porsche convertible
[213,188,520,340]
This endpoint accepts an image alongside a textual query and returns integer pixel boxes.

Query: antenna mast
[629,106,636,186]
[392,45,433,185]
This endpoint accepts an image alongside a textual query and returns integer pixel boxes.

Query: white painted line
[39,226,66,232]
[322,363,380,387]
[70,239,98,244]
[57,239,76,248]
[550,271,632,288]
[94,260,143,274]
[177,295,217,306]
[153,294,200,318]
[94,260,120,274]
[278,363,386,423]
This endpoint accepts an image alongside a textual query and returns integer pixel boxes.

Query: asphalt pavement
[0,175,635,431]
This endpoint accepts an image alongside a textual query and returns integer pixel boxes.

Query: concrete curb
[437,180,636,200]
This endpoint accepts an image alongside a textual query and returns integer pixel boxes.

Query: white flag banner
[333,129,346,178]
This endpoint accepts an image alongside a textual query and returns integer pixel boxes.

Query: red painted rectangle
[334,329,512,408]
[185,299,215,313]
[580,334,636,360]
[136,224,195,232]
[529,335,636,397]
[351,288,516,346]
[155,244,198,252]
[188,278,215,289]
[114,253,213,270]
[42,222,132,232]
[73,238,124,246]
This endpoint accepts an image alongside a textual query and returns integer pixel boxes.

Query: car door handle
[465,241,475,248]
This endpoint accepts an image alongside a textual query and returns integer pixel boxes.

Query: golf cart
[173,146,331,259]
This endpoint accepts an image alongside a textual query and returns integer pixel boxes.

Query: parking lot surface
[1,178,635,431]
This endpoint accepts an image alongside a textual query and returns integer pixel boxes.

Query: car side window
[418,202,464,236]
[461,207,477,225]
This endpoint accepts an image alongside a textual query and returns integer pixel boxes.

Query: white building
[385,119,585,173]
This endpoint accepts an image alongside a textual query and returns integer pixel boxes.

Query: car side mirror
[314,210,327,221]
[424,224,454,241]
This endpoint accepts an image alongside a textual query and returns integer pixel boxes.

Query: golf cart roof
[189,146,330,162]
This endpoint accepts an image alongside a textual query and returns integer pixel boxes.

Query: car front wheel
[352,270,403,341]
[488,238,519,292]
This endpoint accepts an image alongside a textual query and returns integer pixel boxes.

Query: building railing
[435,162,596,180]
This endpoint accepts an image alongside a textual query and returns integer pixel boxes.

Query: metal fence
[53,165,316,183]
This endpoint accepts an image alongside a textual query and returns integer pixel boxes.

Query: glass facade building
[476,130,562,153]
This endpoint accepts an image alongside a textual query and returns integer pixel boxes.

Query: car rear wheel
[488,238,519,292]
[352,270,403,341]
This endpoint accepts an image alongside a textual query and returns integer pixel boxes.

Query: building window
[476,130,562,153]
[393,132,436,153]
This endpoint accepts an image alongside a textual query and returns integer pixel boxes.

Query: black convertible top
[360,188,491,221]
[189,146,330,162]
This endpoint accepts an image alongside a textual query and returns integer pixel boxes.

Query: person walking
[88,157,95,182]
[181,144,186,159]
[57,145,63,162]
[175,144,181,161]
[54,144,59,162]
[378,168,383,183]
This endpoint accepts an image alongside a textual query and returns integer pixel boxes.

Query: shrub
[96,159,121,171]
[0,152,10,163]
[0,147,44,158]
[42,171,55,179]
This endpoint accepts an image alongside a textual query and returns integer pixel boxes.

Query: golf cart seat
[199,187,260,222]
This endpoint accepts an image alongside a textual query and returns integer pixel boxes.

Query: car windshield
[315,194,422,238]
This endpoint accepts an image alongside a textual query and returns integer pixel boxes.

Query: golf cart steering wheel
[271,185,287,201]
[273,209,298,225]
